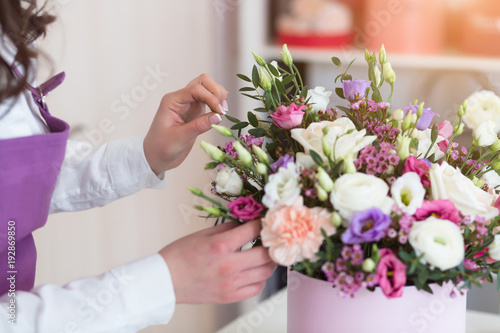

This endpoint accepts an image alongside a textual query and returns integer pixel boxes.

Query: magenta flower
[228,196,264,221]
[403,155,430,186]
[270,103,306,129]
[342,80,371,103]
[376,249,407,298]
[414,200,461,225]
[341,208,391,244]
[404,103,439,130]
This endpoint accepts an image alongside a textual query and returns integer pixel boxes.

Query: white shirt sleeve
[0,254,175,333]
[50,136,165,213]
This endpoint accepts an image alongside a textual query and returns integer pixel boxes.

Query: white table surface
[217,289,500,333]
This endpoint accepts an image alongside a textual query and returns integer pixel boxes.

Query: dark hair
[0,0,55,103]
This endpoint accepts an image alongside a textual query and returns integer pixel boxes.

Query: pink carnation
[414,200,461,225]
[228,196,264,221]
[376,249,407,298]
[261,204,335,266]
[270,103,306,129]
[403,156,430,186]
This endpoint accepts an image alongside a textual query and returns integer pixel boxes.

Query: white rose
[306,86,332,114]
[481,168,500,190]
[262,163,301,210]
[391,172,426,215]
[463,90,500,132]
[417,128,445,160]
[429,161,499,220]
[474,120,498,147]
[215,166,243,196]
[330,172,394,223]
[291,119,376,162]
[488,235,500,261]
[409,216,465,270]
[295,152,316,171]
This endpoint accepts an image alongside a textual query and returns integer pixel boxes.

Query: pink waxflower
[270,103,306,129]
[261,201,335,266]
[414,200,461,225]
[228,196,265,221]
[403,155,430,186]
[376,249,407,298]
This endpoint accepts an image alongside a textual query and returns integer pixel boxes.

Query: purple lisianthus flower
[341,207,392,244]
[404,103,439,130]
[271,154,294,173]
[342,80,371,103]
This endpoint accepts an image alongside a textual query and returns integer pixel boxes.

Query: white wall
[33,1,235,332]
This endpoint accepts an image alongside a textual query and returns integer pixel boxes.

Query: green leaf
[275,78,286,95]
[239,87,256,92]
[204,161,220,170]
[236,73,252,82]
[241,93,261,101]
[300,86,309,99]
[254,107,268,113]
[252,65,260,88]
[331,57,341,67]
[282,73,296,85]
[248,128,267,137]
[371,86,383,103]
[431,124,439,143]
[225,115,241,123]
[231,122,249,130]
[268,63,279,77]
[309,150,324,166]
[248,112,259,127]
[335,87,345,99]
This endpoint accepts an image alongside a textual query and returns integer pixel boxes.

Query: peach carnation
[261,204,335,266]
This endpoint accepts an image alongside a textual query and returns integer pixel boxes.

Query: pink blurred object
[460,0,500,56]
[287,270,467,333]
[359,0,446,54]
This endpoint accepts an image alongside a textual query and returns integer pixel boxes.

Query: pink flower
[436,121,453,152]
[376,249,407,298]
[228,196,264,221]
[261,203,335,266]
[270,103,306,129]
[414,200,461,225]
[403,156,430,186]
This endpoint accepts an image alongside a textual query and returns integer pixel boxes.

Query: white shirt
[0,33,176,332]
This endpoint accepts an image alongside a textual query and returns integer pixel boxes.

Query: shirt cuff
[107,136,165,197]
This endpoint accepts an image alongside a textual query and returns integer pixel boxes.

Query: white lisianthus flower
[330,172,394,223]
[417,128,445,160]
[291,119,376,162]
[306,86,332,113]
[474,120,498,147]
[481,168,500,190]
[429,161,499,220]
[409,216,465,270]
[262,163,301,210]
[489,235,500,261]
[391,172,426,215]
[295,152,316,171]
[216,166,243,196]
[463,90,500,132]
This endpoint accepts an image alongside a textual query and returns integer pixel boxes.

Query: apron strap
[9,63,66,112]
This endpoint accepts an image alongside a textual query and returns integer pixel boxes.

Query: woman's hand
[159,220,277,304]
[143,73,228,175]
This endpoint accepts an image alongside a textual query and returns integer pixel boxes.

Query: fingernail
[209,113,222,125]
[222,100,229,112]
[218,104,227,115]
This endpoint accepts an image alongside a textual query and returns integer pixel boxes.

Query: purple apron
[0,67,69,295]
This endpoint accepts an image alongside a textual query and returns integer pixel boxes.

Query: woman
[0,1,276,331]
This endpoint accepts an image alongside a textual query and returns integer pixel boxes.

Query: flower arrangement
[190,45,500,299]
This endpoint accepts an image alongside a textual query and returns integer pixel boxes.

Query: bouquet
[190,44,500,299]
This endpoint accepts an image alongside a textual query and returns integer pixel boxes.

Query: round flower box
[287,270,467,333]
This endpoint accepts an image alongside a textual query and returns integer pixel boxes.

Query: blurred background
[33,0,500,332]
